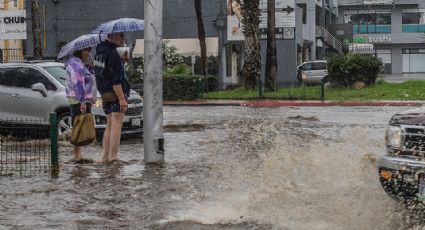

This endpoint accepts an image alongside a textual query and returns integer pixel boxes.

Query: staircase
[316,26,342,54]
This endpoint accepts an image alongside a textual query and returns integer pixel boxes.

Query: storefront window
[402,9,425,33]
[376,49,391,74]
[403,48,425,73]
[348,10,391,34]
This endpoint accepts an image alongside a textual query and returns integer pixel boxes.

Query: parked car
[378,107,425,202]
[296,60,328,84]
[0,61,143,138]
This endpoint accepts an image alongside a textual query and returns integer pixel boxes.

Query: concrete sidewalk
[378,73,425,83]
[164,100,425,107]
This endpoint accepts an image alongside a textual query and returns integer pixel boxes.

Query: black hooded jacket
[94,40,130,97]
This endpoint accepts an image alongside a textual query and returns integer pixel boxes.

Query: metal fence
[283,83,325,100]
[0,113,58,176]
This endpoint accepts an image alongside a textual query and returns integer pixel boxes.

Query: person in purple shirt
[65,47,97,161]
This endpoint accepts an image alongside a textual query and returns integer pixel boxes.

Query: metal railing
[316,26,343,54]
[0,113,58,176]
[0,48,25,62]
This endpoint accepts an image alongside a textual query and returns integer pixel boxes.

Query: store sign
[227,0,244,41]
[0,10,27,40]
[352,35,391,44]
[259,0,295,40]
[349,43,374,53]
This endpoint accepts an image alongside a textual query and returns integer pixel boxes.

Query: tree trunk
[265,0,277,91]
[194,0,207,76]
[31,0,43,60]
[241,0,261,90]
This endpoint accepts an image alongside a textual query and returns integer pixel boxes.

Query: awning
[132,37,219,58]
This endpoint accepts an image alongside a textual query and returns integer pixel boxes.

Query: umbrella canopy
[58,34,104,59]
[92,18,144,34]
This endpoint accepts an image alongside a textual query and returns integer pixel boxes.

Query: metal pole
[144,0,164,163]
[219,30,226,90]
[49,112,59,170]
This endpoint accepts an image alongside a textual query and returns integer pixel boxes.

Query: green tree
[31,0,42,60]
[194,0,207,76]
[265,0,277,91]
[128,40,185,85]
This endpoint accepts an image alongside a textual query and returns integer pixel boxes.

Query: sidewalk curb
[164,100,425,107]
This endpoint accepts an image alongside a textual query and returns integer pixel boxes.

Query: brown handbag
[70,113,96,146]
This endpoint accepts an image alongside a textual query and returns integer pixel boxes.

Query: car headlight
[94,98,103,108]
[385,125,402,148]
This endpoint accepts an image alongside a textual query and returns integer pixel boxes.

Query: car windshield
[43,66,66,86]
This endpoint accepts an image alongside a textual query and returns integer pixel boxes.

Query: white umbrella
[92,18,144,34]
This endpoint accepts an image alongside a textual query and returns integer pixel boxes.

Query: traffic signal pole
[143,0,164,163]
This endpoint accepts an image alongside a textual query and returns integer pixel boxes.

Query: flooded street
[0,106,421,229]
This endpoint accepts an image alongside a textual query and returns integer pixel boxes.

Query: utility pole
[144,0,164,163]
[31,0,43,60]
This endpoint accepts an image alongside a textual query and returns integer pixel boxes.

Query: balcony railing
[353,24,391,34]
[316,26,342,53]
[0,48,25,62]
[402,24,425,33]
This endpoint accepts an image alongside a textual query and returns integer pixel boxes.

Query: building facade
[0,0,26,61]
[25,0,406,87]
[338,0,425,74]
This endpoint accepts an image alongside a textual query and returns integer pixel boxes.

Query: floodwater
[0,106,423,229]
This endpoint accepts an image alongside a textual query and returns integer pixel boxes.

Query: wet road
[0,106,421,229]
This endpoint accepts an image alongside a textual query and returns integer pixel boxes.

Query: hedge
[163,74,204,100]
[327,53,383,88]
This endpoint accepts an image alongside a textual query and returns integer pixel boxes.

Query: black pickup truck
[379,107,425,201]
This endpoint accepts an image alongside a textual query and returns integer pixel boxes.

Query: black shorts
[70,102,92,124]
[102,98,127,115]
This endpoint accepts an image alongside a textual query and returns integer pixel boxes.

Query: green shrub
[164,64,192,75]
[163,74,204,100]
[127,39,186,85]
[202,75,218,92]
[327,53,383,88]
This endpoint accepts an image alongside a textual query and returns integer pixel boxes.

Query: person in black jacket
[94,32,130,163]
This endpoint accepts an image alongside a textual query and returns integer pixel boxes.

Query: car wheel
[58,111,72,139]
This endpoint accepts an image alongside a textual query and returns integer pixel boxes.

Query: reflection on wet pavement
[0,106,421,229]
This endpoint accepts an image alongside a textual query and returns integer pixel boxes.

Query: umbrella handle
[98,31,104,42]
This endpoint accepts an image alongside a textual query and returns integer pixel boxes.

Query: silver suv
[0,61,143,138]
[296,60,328,84]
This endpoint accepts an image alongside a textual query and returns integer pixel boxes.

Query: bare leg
[108,112,124,161]
[73,145,82,160]
[99,114,112,163]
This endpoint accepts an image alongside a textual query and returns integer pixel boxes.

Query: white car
[0,61,143,138]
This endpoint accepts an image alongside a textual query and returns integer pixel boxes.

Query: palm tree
[265,0,277,91]
[31,0,43,60]
[194,0,207,76]
[241,0,261,90]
